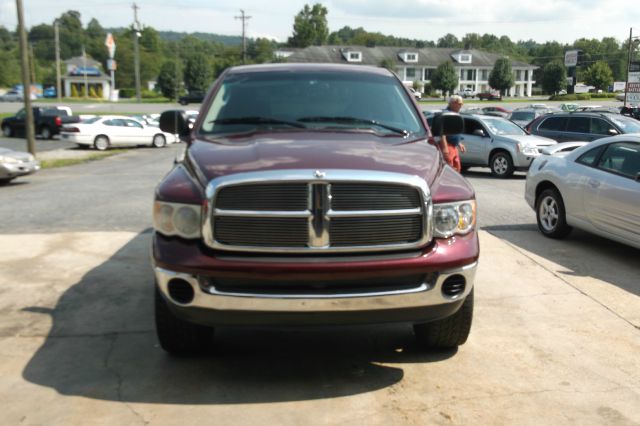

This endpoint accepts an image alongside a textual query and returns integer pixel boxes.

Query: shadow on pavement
[483,224,640,297]
[22,231,455,404]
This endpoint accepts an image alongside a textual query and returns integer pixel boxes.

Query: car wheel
[0,177,15,185]
[536,188,572,238]
[490,151,514,178]
[2,125,13,137]
[40,126,52,140]
[152,134,166,148]
[179,100,187,105]
[155,285,214,355]
[94,135,110,151]
[414,289,473,349]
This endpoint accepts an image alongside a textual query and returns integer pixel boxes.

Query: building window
[347,52,362,62]
[459,54,472,63]
[406,68,417,79]
[424,68,434,80]
[466,69,475,81]
[515,70,522,80]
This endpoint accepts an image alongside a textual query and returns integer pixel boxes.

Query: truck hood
[498,134,557,147]
[188,132,440,184]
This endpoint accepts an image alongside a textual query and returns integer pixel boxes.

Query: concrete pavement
[0,230,638,425]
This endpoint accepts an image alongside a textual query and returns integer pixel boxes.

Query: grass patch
[40,149,127,169]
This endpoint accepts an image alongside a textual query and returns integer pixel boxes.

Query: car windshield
[510,111,535,121]
[200,70,424,138]
[608,115,640,133]
[483,117,526,135]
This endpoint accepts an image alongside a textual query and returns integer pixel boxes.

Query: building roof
[64,56,102,68]
[286,46,535,69]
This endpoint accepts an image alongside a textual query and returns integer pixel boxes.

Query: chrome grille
[204,170,432,253]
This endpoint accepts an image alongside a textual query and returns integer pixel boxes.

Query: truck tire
[414,289,473,349]
[40,126,52,140]
[2,125,12,137]
[94,135,110,151]
[155,285,214,355]
[490,151,514,178]
[536,188,572,239]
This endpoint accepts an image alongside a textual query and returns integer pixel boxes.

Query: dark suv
[527,112,640,142]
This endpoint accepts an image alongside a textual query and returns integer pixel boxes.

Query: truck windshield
[200,70,424,138]
[483,117,527,135]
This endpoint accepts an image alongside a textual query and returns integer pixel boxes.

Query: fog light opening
[442,274,466,298]
[167,278,195,304]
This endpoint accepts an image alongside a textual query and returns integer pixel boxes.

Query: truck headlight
[433,200,476,238]
[0,156,20,164]
[153,201,202,239]
[517,142,538,155]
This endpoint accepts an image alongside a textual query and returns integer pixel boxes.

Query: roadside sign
[104,33,116,59]
[564,50,579,67]
[629,71,640,84]
[107,59,117,71]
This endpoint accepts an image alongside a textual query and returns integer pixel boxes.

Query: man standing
[441,95,466,172]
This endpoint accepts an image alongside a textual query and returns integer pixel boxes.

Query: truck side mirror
[160,110,191,139]
[431,112,464,136]
[472,129,486,137]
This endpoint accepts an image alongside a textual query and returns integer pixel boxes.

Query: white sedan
[525,135,640,249]
[60,115,176,150]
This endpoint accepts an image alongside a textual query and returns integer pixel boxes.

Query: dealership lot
[0,144,638,425]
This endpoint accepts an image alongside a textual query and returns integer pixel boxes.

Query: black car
[178,91,205,105]
[527,112,640,142]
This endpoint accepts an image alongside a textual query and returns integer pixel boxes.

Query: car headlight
[0,156,20,164]
[517,142,538,155]
[153,201,202,239]
[433,200,476,238]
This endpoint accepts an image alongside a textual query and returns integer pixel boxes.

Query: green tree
[436,33,461,48]
[157,60,182,99]
[489,57,514,96]
[584,60,613,91]
[248,38,275,63]
[379,58,396,72]
[288,3,329,47]
[184,54,213,92]
[541,60,567,94]
[430,61,458,98]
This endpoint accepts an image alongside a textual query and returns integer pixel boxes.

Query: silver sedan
[0,148,40,184]
[525,135,640,249]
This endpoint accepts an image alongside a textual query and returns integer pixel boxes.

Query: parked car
[508,108,549,128]
[408,87,422,100]
[154,63,475,355]
[525,135,640,249]
[43,87,57,98]
[455,114,556,177]
[178,91,205,105]
[1,106,81,139]
[477,92,501,101]
[559,103,579,112]
[459,88,476,98]
[527,112,640,142]
[465,106,509,118]
[0,147,40,184]
[539,141,589,155]
[0,90,24,102]
[60,115,175,150]
[615,92,626,102]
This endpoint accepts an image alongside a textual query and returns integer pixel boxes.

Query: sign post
[564,50,579,94]
[105,33,117,101]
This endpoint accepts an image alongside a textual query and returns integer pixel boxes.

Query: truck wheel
[40,126,52,140]
[94,135,110,151]
[536,188,572,239]
[2,125,12,137]
[414,289,473,349]
[152,134,166,148]
[155,285,214,355]
[490,151,514,178]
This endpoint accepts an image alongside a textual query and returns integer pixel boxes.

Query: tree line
[0,5,633,98]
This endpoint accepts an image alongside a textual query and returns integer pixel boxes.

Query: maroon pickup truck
[154,64,478,355]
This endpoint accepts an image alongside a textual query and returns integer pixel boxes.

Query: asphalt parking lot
[0,144,638,425]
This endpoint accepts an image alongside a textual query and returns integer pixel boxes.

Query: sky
[1,0,639,45]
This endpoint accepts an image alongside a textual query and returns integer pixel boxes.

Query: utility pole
[624,27,633,106]
[235,9,251,64]
[132,2,141,102]
[15,0,35,155]
[28,42,36,83]
[55,21,61,101]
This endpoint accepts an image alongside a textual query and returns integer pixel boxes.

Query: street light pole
[15,0,35,155]
[132,3,141,103]
[624,28,632,106]
[55,21,61,101]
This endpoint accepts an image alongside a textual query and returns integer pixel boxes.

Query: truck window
[566,117,590,133]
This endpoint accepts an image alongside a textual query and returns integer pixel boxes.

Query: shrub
[141,89,162,99]
[119,88,136,98]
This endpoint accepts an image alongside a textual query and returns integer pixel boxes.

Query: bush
[141,89,162,99]
[590,93,617,99]
[549,93,591,101]
[119,88,136,98]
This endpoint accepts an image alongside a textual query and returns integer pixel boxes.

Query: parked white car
[60,115,176,150]
[525,135,640,249]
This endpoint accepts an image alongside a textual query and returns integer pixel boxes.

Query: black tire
[414,289,474,349]
[490,151,514,178]
[535,188,572,239]
[40,126,52,140]
[179,100,188,105]
[152,134,166,148]
[460,165,470,173]
[0,177,15,185]
[155,285,214,355]
[2,125,13,137]
[94,135,110,151]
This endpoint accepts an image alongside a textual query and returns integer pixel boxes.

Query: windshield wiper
[297,116,409,136]
[211,116,307,128]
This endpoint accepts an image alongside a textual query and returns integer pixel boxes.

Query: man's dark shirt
[445,106,462,147]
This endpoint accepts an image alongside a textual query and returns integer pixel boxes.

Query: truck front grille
[204,170,431,253]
